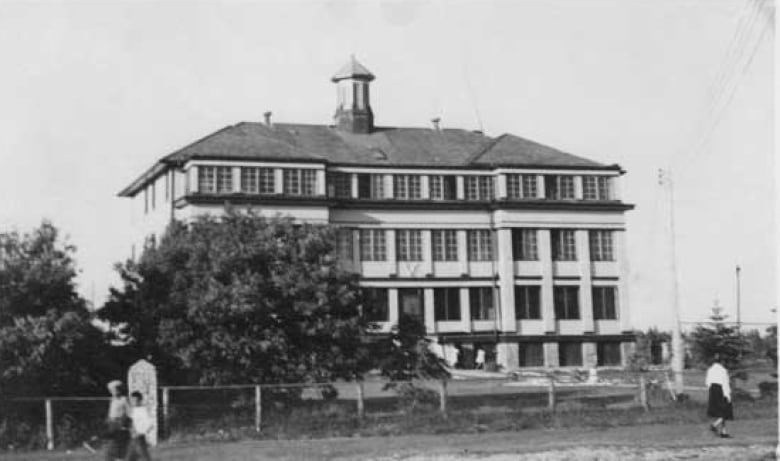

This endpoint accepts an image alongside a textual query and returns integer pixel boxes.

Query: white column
[617,230,631,331]
[350,173,358,198]
[420,175,430,199]
[189,166,199,194]
[274,169,284,194]
[389,288,399,326]
[496,228,516,332]
[457,230,469,275]
[386,229,397,275]
[316,169,326,196]
[574,176,584,200]
[460,287,471,332]
[385,174,394,199]
[577,229,594,333]
[539,229,555,333]
[424,288,436,333]
[232,167,241,193]
[496,174,507,200]
[456,176,465,200]
[536,174,545,199]
[421,230,433,276]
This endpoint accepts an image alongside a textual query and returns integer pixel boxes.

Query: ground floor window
[434,287,461,321]
[518,343,544,367]
[469,287,495,320]
[597,341,622,366]
[362,287,388,322]
[399,288,424,324]
[558,341,583,367]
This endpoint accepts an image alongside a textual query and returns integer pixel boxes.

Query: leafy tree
[0,222,113,396]
[628,328,671,371]
[99,211,374,386]
[688,306,749,379]
[376,314,450,385]
[766,324,777,369]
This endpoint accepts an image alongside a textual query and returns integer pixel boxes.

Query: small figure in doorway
[475,347,486,370]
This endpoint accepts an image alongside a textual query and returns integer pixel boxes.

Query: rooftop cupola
[332,56,375,134]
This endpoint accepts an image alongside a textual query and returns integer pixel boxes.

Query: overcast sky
[0,0,774,330]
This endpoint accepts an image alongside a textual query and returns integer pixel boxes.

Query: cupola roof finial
[331,55,375,82]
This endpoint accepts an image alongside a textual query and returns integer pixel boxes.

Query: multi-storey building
[119,57,635,370]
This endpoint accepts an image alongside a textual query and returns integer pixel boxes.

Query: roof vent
[263,111,273,127]
[431,117,441,132]
[371,147,388,160]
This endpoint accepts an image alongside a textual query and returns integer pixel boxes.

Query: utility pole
[659,168,684,395]
[736,265,741,333]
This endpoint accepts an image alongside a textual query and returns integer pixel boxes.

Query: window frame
[432,229,458,262]
[592,286,618,320]
[469,287,496,320]
[554,286,580,319]
[396,229,423,262]
[434,287,461,321]
[589,230,615,261]
[359,229,387,261]
[551,229,577,261]
[512,228,538,261]
[515,285,541,320]
[467,230,494,261]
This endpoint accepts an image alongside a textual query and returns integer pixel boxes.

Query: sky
[0,0,775,330]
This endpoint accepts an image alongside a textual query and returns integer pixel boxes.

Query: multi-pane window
[469,287,495,320]
[198,166,233,194]
[393,175,421,199]
[518,343,544,367]
[335,228,353,262]
[429,175,457,200]
[597,341,622,366]
[399,288,424,323]
[242,167,275,194]
[583,176,612,200]
[559,342,583,366]
[284,169,317,196]
[359,229,386,261]
[432,230,458,261]
[589,230,615,261]
[592,286,618,320]
[515,286,541,319]
[554,286,580,319]
[506,174,538,199]
[545,175,575,200]
[329,173,352,198]
[467,230,494,261]
[464,176,494,200]
[512,229,538,261]
[396,230,423,262]
[551,230,577,261]
[357,174,384,199]
[363,287,389,322]
[434,287,461,321]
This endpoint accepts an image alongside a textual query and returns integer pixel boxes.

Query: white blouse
[705,362,731,401]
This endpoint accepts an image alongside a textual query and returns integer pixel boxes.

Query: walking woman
[705,354,733,438]
[105,380,131,460]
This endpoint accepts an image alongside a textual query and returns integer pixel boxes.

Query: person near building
[125,391,154,461]
[104,380,131,460]
[475,347,486,370]
[706,354,733,438]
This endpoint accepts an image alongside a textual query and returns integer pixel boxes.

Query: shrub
[395,383,439,413]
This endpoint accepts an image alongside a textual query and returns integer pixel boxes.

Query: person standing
[475,347,486,370]
[105,380,131,460]
[125,391,154,461]
[706,354,733,438]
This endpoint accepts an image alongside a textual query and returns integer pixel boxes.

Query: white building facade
[120,58,635,371]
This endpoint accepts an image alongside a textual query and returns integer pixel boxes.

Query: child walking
[125,391,154,461]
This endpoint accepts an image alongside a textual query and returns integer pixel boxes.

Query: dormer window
[198,166,232,194]
[544,175,575,200]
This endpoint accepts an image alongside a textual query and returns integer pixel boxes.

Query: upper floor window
[241,167,275,194]
[512,229,538,261]
[583,176,612,200]
[329,172,352,198]
[359,229,386,261]
[284,169,317,196]
[551,229,577,261]
[199,166,233,194]
[393,175,421,199]
[515,285,541,320]
[396,230,423,262]
[465,176,494,201]
[335,228,353,262]
[554,286,580,319]
[434,287,461,321]
[429,175,457,200]
[592,286,618,320]
[358,174,385,199]
[468,230,494,261]
[545,175,575,200]
[589,230,615,261]
[432,229,458,262]
[469,287,495,320]
[507,174,538,199]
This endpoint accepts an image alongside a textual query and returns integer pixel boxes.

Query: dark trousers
[125,435,151,461]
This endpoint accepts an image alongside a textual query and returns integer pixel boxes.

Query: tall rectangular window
[512,229,538,261]
[507,174,538,199]
[434,287,461,321]
[518,343,544,367]
[393,175,421,199]
[242,167,275,194]
[589,230,615,261]
[216,167,233,193]
[284,169,317,196]
[363,288,389,322]
[583,176,612,200]
[399,288,424,323]
[336,228,353,262]
[465,176,494,200]
[554,286,580,319]
[551,230,577,261]
[467,230,494,261]
[432,230,458,261]
[429,175,457,200]
[545,175,575,200]
[559,342,583,366]
[359,229,386,261]
[198,166,216,193]
[357,174,384,199]
[515,286,541,319]
[329,173,352,198]
[469,287,495,320]
[592,286,618,320]
[597,342,622,366]
[396,230,423,262]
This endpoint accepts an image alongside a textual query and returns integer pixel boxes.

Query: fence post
[45,399,54,451]
[255,385,262,433]
[639,373,649,411]
[547,376,556,412]
[162,387,170,438]
[356,381,364,420]
[439,380,448,418]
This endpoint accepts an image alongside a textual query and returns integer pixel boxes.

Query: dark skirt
[104,419,130,460]
[707,383,733,420]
